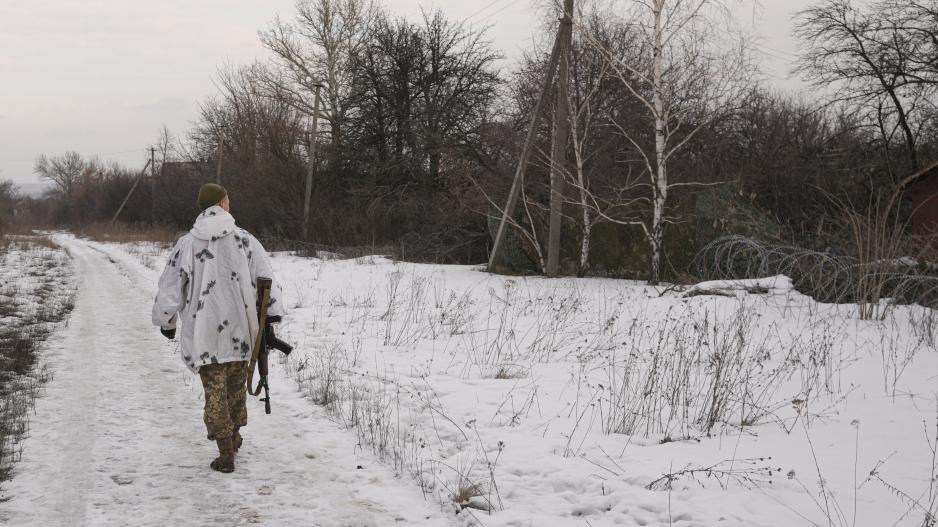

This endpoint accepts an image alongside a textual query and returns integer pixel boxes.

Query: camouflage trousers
[198,361,248,441]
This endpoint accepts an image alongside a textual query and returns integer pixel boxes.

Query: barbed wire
[692,235,938,310]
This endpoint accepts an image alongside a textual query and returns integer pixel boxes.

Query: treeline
[16,0,938,278]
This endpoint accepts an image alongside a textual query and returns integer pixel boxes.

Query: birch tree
[583,0,752,283]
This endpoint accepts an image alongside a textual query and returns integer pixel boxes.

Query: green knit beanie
[197,183,227,210]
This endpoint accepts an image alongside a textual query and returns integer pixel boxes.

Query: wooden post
[302,84,323,242]
[547,0,574,277]
[487,29,564,273]
[111,159,153,224]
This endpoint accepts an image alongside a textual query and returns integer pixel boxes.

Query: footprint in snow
[110,475,134,485]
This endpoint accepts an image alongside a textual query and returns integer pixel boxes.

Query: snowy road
[1,237,448,526]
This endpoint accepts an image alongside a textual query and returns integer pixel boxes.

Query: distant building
[160,160,211,180]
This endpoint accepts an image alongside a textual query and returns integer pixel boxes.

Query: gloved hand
[160,327,176,340]
[266,315,282,325]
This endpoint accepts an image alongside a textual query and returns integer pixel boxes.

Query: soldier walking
[152,183,285,473]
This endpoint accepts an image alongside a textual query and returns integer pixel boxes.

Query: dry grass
[0,236,75,491]
[452,480,487,510]
[10,236,59,251]
[0,224,43,237]
[591,304,850,441]
[0,228,60,253]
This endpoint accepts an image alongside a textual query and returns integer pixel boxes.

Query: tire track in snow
[1,237,449,527]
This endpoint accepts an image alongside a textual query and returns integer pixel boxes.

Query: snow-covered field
[266,254,938,527]
[10,236,938,526]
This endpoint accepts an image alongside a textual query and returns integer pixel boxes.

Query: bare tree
[259,0,378,148]
[881,1,938,87]
[795,0,938,181]
[154,125,176,174]
[192,63,308,231]
[350,11,501,186]
[582,0,753,283]
[0,178,18,230]
[34,151,86,206]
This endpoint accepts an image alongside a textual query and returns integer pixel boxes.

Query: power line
[94,148,145,157]
[466,0,505,22]
[476,0,526,24]
[754,42,799,60]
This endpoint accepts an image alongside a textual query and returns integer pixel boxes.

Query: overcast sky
[0,0,813,186]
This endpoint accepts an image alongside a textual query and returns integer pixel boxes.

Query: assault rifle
[247,277,293,414]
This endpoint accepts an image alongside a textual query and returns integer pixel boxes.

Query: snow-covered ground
[0,236,448,526]
[6,235,938,526]
[267,254,938,527]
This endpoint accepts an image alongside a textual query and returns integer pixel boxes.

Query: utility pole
[215,134,224,184]
[150,146,157,221]
[546,0,574,277]
[302,83,323,242]
[488,6,570,273]
[112,159,153,224]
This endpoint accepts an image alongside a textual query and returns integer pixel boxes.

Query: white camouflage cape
[152,206,285,373]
